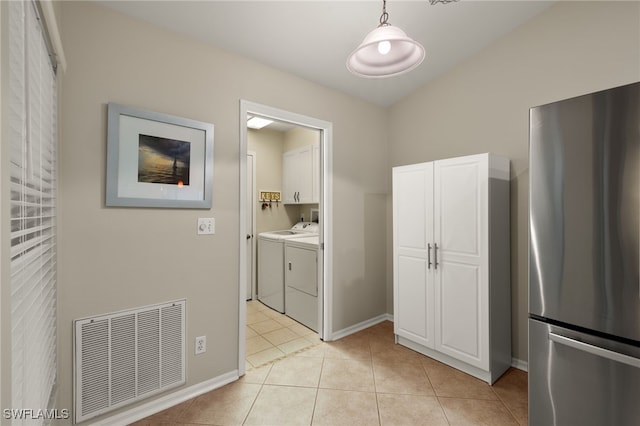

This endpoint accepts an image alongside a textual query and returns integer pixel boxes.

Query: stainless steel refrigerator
[529,82,640,425]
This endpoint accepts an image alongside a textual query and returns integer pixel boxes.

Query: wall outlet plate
[195,335,206,354]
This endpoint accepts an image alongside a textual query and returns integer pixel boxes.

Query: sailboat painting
[138,134,191,186]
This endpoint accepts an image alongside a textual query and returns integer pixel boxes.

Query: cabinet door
[283,146,314,204]
[393,162,435,349]
[296,146,313,204]
[433,154,489,369]
[282,150,297,204]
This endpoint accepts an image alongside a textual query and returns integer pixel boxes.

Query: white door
[246,152,256,300]
[433,154,488,369]
[393,162,435,349]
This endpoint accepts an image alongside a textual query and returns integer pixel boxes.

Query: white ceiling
[96,0,555,108]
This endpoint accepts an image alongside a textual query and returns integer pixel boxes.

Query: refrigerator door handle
[549,332,640,369]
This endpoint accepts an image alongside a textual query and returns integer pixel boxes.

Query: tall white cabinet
[393,153,511,384]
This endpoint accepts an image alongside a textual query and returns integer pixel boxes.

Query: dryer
[284,235,319,331]
[257,222,318,312]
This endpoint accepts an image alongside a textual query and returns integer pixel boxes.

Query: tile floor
[132,303,528,425]
[245,300,321,368]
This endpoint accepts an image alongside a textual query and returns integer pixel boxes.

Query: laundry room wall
[283,126,320,151]
[248,128,301,234]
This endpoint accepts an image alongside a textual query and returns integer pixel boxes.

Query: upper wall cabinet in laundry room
[283,143,319,204]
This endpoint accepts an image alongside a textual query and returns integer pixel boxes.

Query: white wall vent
[73,300,186,423]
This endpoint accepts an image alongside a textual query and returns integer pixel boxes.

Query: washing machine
[257,222,318,312]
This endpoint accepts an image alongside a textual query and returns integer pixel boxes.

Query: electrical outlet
[195,335,206,355]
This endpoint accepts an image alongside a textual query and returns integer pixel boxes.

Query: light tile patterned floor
[245,300,320,368]
[132,306,528,425]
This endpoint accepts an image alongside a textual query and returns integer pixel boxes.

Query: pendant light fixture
[347,0,425,78]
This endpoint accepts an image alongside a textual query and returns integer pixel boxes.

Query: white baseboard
[511,358,528,372]
[330,313,393,341]
[89,370,239,426]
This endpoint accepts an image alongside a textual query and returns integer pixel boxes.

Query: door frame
[238,100,333,376]
[246,151,257,300]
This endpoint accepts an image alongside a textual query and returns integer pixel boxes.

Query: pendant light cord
[379,0,390,26]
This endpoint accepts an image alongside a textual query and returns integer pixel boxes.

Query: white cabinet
[393,153,511,384]
[394,162,435,348]
[283,144,319,204]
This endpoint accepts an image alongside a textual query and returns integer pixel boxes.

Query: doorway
[239,100,333,376]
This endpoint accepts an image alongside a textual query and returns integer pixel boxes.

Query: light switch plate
[197,217,215,235]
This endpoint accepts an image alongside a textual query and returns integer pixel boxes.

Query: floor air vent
[73,300,186,423]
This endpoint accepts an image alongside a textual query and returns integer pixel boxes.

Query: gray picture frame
[106,103,214,209]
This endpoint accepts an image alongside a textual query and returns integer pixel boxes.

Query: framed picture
[106,103,214,208]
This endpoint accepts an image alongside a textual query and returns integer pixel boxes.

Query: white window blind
[9,1,58,423]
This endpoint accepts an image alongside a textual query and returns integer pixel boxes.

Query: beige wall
[283,125,320,152]
[57,1,387,423]
[248,128,301,234]
[387,1,640,362]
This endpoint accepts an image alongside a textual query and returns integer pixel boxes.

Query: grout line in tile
[436,396,453,425]
[241,381,264,426]
[374,392,382,426]
[490,381,523,425]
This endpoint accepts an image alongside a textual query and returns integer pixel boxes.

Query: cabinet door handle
[434,243,439,269]
[288,262,292,271]
[427,243,432,269]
